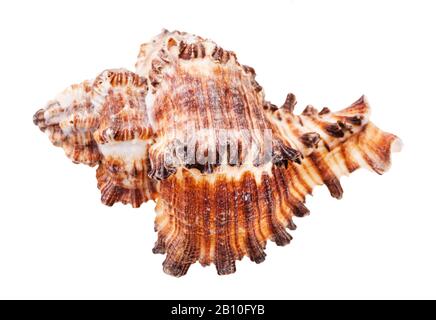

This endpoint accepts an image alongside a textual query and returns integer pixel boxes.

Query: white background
[0,0,434,299]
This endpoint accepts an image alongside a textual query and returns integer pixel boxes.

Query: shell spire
[33,79,101,166]
[34,69,157,207]
[33,30,401,277]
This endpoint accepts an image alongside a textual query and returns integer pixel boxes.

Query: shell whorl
[135,30,298,181]
[34,69,157,207]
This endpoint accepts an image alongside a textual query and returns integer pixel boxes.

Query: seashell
[34,30,401,276]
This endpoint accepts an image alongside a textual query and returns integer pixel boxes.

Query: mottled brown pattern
[146,62,299,178]
[34,30,401,277]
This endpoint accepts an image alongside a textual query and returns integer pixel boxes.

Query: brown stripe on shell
[250,174,268,247]
[309,153,343,199]
[182,175,201,270]
[271,166,293,223]
[199,43,206,57]
[240,172,266,263]
[162,176,191,277]
[207,176,218,269]
[230,178,245,261]
[250,174,272,242]
[178,41,191,59]
[200,178,212,266]
[340,143,359,173]
[261,172,293,246]
[275,164,310,219]
[282,164,312,218]
[214,177,236,275]
[283,161,309,200]
[273,164,306,224]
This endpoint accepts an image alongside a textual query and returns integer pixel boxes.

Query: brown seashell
[34,30,401,276]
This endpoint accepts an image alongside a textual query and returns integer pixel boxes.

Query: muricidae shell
[34,30,401,276]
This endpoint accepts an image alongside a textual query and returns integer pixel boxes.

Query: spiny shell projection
[33,29,401,277]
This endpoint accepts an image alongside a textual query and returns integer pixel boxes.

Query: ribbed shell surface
[33,30,401,277]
